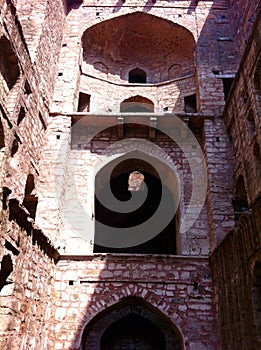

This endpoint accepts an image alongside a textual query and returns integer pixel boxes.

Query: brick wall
[1,1,261,349]
[224,13,261,205]
[36,116,211,256]
[49,255,217,350]
[51,0,237,114]
[210,5,261,349]
[211,200,261,350]
[0,2,61,349]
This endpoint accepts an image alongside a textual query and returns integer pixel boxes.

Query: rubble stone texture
[0,0,260,349]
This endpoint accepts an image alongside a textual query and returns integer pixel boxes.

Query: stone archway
[120,95,154,112]
[81,297,183,350]
[93,150,179,254]
[81,12,195,84]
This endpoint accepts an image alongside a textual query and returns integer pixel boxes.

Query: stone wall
[51,0,237,114]
[0,1,61,349]
[211,201,261,350]
[79,74,196,114]
[1,1,261,349]
[0,225,58,350]
[204,117,234,249]
[230,0,260,59]
[36,114,213,256]
[224,10,261,205]
[210,5,261,350]
[49,255,217,350]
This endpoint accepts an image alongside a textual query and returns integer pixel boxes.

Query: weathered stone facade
[0,0,261,349]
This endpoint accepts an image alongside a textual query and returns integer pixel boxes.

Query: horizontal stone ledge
[49,112,217,129]
[59,253,209,262]
[75,279,204,285]
[50,112,216,119]
[80,70,195,87]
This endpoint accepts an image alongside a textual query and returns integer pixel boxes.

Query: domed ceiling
[82,12,195,83]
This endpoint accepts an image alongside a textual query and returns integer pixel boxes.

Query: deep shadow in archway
[101,313,165,350]
[81,296,183,350]
[94,156,177,254]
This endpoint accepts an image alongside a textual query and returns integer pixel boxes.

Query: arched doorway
[128,68,147,83]
[120,95,154,113]
[100,313,165,350]
[81,297,183,350]
[94,152,179,254]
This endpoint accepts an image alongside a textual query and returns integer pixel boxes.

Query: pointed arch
[81,296,184,350]
[94,149,180,254]
[128,68,147,83]
[81,12,196,84]
[120,95,154,112]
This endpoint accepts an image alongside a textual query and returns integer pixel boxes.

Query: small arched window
[120,95,154,113]
[128,68,147,84]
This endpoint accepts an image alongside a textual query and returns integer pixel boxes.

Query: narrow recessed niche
[222,78,234,100]
[0,118,5,149]
[39,112,47,130]
[193,281,199,291]
[17,106,25,125]
[0,254,13,291]
[22,174,38,219]
[0,36,20,90]
[184,94,197,113]
[24,80,32,95]
[11,138,19,157]
[77,92,90,112]
[129,68,147,84]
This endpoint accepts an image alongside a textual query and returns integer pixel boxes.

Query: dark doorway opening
[94,158,176,254]
[129,68,147,83]
[77,92,90,112]
[101,313,166,350]
[81,297,183,350]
